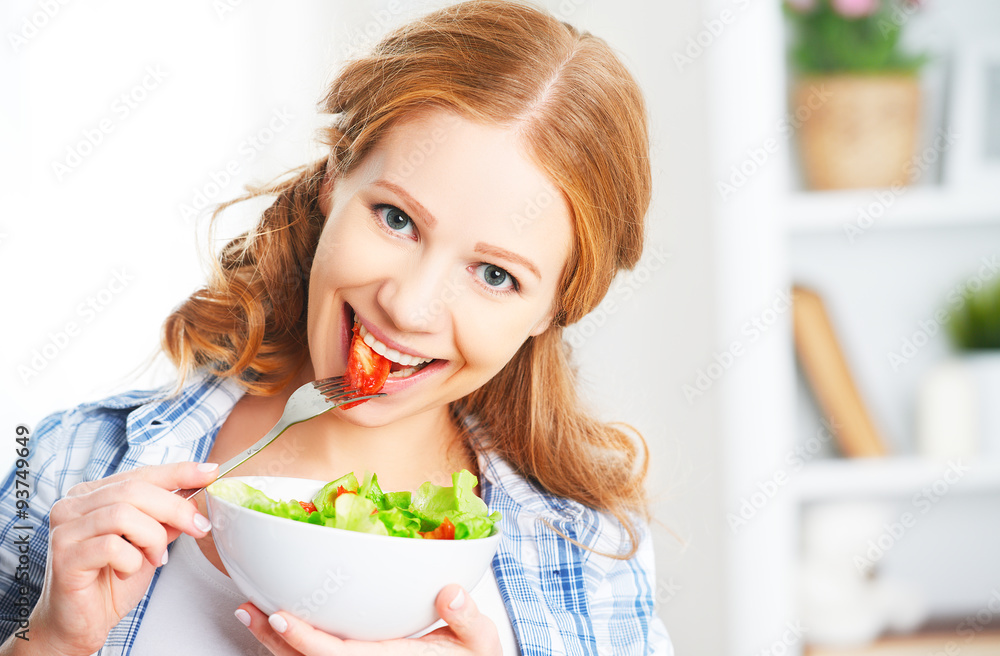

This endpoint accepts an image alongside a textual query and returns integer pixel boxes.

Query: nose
[375,256,459,334]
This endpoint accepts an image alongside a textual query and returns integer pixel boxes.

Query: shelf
[805,631,1000,655]
[795,457,1000,501]
[784,185,1000,234]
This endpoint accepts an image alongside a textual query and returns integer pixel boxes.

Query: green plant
[947,276,1000,350]
[783,0,928,74]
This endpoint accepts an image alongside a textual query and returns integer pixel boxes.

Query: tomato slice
[419,517,456,540]
[298,501,317,514]
[343,323,391,408]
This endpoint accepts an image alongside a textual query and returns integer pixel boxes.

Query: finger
[57,476,215,538]
[66,461,219,498]
[58,534,148,580]
[430,584,500,654]
[54,502,171,568]
[240,601,471,656]
[263,610,355,656]
[237,603,314,656]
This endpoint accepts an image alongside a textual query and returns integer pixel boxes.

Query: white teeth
[357,322,432,366]
[387,366,419,379]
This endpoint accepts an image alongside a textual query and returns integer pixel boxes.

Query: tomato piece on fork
[343,323,391,408]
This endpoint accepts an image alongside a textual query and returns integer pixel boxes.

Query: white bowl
[205,476,501,641]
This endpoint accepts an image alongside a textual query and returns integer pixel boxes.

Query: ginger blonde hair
[163,0,652,559]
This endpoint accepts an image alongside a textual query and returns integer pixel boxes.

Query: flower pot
[792,74,921,190]
[916,352,1000,459]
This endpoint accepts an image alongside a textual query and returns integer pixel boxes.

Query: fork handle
[173,393,384,500]
[173,420,289,500]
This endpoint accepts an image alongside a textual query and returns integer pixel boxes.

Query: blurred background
[3,0,1000,654]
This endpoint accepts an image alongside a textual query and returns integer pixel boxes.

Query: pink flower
[785,0,817,12]
[831,0,880,17]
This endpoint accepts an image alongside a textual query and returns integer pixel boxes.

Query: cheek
[311,222,377,289]
[452,303,538,376]
[306,222,381,367]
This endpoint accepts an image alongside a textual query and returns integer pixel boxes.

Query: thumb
[435,584,499,652]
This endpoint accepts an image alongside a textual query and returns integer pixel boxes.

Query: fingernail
[193,513,212,532]
[160,549,169,567]
[449,589,465,610]
[198,462,219,472]
[268,613,288,634]
[235,608,251,627]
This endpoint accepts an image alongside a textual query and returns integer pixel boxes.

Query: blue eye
[374,204,415,237]
[475,264,517,293]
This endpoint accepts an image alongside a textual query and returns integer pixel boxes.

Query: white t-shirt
[132,533,520,654]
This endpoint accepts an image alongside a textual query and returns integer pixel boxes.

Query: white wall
[1,1,720,652]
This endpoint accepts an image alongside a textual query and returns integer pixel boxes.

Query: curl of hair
[163,0,653,560]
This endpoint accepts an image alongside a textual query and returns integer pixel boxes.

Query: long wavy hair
[163,0,652,559]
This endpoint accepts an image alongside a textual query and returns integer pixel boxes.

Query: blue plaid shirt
[0,375,672,655]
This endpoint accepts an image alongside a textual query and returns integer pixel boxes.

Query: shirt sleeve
[0,407,127,643]
[584,516,674,656]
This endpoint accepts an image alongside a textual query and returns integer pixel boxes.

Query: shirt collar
[476,443,586,523]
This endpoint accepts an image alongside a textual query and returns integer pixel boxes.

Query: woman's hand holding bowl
[238,583,502,656]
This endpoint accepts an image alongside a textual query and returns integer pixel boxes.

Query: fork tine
[314,379,350,394]
[331,393,385,405]
[312,375,346,388]
[310,376,386,405]
[321,387,368,400]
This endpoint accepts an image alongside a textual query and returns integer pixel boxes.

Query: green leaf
[209,480,311,522]
[784,0,928,74]
[311,472,359,514]
[358,471,388,510]
[384,491,412,509]
[947,276,1000,350]
[331,492,388,536]
[377,507,422,538]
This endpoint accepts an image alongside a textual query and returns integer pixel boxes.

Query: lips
[357,323,433,375]
[341,304,443,394]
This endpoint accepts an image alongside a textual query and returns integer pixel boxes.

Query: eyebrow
[475,242,541,280]
[372,179,437,228]
[372,179,543,281]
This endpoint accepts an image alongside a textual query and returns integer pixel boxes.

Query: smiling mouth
[346,305,437,380]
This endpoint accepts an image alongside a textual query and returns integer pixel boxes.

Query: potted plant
[783,0,928,190]
[916,275,1000,460]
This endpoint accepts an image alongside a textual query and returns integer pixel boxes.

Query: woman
[0,1,671,654]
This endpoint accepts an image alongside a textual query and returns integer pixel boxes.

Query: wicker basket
[792,74,921,190]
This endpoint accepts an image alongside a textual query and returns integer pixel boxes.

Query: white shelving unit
[796,458,1000,501]
[707,1,1000,654]
[785,187,1000,233]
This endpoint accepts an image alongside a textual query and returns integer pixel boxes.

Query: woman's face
[307,109,573,425]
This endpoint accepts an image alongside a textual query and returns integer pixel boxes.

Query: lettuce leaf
[311,472,359,515]
[209,479,312,522]
[329,492,388,536]
[358,471,388,510]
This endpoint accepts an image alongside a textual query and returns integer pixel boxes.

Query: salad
[208,469,500,540]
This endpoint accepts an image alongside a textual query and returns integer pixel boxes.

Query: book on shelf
[792,285,888,458]
[806,631,1000,655]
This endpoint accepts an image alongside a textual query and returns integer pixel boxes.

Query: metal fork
[174,376,385,500]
